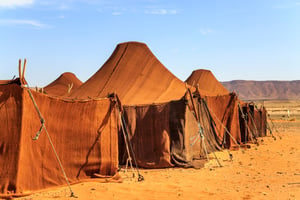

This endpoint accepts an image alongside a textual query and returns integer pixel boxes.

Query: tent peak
[191,69,213,74]
[117,41,147,47]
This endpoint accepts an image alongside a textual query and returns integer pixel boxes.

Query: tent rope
[247,110,260,143]
[114,95,144,182]
[24,86,76,198]
[266,114,280,140]
[186,88,222,167]
[198,99,223,167]
[19,59,76,198]
[237,103,258,145]
[198,123,210,161]
[203,98,244,153]
[200,98,233,161]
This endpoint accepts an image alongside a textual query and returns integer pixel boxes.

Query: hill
[222,80,300,100]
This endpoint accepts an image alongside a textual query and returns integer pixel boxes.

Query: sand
[21,102,300,200]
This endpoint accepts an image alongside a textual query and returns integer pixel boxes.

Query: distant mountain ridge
[221,80,300,100]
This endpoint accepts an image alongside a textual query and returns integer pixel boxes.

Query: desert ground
[20,100,300,200]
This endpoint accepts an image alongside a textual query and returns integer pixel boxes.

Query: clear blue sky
[1,0,299,87]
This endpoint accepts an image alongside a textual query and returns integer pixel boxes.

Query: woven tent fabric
[204,94,242,149]
[185,70,242,149]
[185,69,230,96]
[0,78,21,85]
[43,72,82,97]
[239,103,268,143]
[69,41,221,168]
[0,83,118,196]
[121,103,174,168]
[259,106,267,137]
[69,42,186,105]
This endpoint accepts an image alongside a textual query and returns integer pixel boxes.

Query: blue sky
[1,0,299,86]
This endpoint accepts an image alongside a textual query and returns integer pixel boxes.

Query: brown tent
[70,42,221,168]
[43,72,82,97]
[186,69,242,149]
[239,102,267,143]
[0,78,118,197]
[186,69,230,96]
[70,42,186,105]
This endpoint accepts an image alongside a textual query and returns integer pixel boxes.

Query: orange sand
[22,126,300,200]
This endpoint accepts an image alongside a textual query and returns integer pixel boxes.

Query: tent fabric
[0,78,21,85]
[0,83,118,196]
[43,72,82,97]
[185,70,242,149]
[240,103,257,143]
[204,93,242,149]
[196,98,223,153]
[239,103,267,143]
[69,42,187,105]
[121,102,174,168]
[185,69,230,96]
[68,41,221,168]
[120,97,222,169]
[259,107,267,137]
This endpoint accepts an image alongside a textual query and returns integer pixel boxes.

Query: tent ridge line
[97,43,129,97]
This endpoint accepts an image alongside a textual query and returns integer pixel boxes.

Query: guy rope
[186,86,222,168]
[18,59,76,198]
[237,103,259,145]
[266,114,280,140]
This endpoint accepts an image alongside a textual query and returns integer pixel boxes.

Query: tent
[70,42,221,168]
[185,69,242,149]
[43,72,82,97]
[239,102,267,143]
[0,74,118,197]
[185,69,230,96]
[69,42,186,105]
[186,69,268,148]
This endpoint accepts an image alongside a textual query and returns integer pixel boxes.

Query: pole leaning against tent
[113,94,144,182]
[238,103,258,145]
[186,87,222,167]
[199,97,235,160]
[266,113,281,140]
[18,59,77,198]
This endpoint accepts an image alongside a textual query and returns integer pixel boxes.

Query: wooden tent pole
[114,94,144,182]
[18,59,22,85]
[22,58,27,85]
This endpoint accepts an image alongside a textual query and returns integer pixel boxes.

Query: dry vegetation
[20,101,300,200]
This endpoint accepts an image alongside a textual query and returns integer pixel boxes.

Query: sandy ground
[20,103,300,200]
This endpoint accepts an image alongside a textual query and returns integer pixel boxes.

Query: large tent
[185,69,242,149]
[69,42,186,105]
[186,69,268,148]
[0,75,118,197]
[43,72,82,97]
[70,42,221,168]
